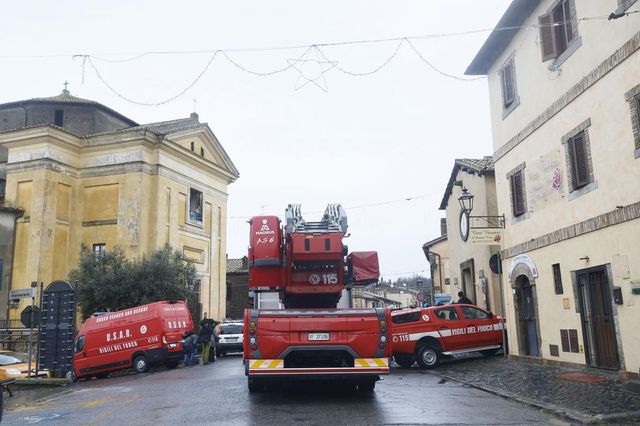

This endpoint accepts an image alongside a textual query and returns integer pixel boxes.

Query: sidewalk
[428,353,640,423]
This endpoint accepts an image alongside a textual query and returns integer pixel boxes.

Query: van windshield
[219,324,242,335]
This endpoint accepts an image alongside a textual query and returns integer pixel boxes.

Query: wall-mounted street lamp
[458,187,474,214]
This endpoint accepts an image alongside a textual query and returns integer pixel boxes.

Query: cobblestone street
[430,353,640,423]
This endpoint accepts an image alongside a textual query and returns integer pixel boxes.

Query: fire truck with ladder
[243,204,391,392]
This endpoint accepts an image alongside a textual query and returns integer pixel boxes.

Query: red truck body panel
[73,301,193,378]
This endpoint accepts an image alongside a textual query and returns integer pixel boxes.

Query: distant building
[226,256,249,320]
[436,158,503,314]
[467,0,640,375]
[0,88,239,321]
[422,220,451,302]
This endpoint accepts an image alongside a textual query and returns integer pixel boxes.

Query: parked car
[215,321,243,357]
[390,304,505,369]
[0,351,50,378]
[72,300,194,380]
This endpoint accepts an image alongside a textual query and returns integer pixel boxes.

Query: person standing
[199,319,214,365]
[181,331,198,367]
[457,291,473,305]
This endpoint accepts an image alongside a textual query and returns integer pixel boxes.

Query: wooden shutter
[501,61,515,107]
[511,171,525,216]
[570,133,589,188]
[539,12,558,62]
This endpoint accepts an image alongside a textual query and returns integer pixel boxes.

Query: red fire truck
[243,204,391,392]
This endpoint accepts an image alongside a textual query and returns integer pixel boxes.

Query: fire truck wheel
[416,345,440,369]
[133,355,149,373]
[394,354,414,368]
[248,378,265,393]
[357,379,376,392]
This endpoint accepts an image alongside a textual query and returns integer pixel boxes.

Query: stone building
[226,256,249,320]
[0,88,239,321]
[467,0,640,375]
[436,158,503,315]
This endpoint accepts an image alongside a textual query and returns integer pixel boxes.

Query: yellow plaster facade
[0,108,239,322]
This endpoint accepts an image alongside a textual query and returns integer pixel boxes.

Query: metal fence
[0,326,37,354]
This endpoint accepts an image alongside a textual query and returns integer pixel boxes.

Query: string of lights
[27,11,629,104]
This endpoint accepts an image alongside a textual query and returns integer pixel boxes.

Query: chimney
[440,218,447,236]
[190,112,199,122]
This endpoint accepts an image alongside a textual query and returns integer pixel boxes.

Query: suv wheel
[416,345,440,369]
[133,355,149,373]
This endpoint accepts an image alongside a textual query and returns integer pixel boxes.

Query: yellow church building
[0,88,239,322]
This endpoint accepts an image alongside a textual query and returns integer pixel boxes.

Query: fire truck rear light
[380,336,387,343]
[251,344,258,351]
[250,321,256,327]
[249,329,256,336]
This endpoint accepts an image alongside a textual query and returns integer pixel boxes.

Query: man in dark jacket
[199,317,214,365]
[457,291,473,304]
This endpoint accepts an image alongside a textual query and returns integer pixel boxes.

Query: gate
[38,281,76,377]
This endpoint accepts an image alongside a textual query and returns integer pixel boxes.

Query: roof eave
[465,0,541,76]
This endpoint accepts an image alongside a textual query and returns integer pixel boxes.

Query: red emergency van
[72,301,193,380]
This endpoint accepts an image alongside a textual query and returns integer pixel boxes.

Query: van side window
[75,335,86,353]
[391,311,421,324]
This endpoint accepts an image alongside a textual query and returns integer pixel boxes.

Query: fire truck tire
[248,378,265,393]
[133,355,149,373]
[394,354,414,368]
[416,345,440,369]
[357,379,376,392]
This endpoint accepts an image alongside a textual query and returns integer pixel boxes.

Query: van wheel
[133,355,149,373]
[416,345,440,369]
[66,370,78,383]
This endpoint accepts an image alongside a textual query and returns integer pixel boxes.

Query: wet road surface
[3,356,566,425]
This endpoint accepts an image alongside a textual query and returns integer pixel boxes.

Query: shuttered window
[552,263,563,295]
[500,58,516,108]
[539,0,576,62]
[510,171,526,217]
[635,95,640,149]
[568,131,589,189]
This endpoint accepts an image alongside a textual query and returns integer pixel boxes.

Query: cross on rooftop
[63,81,70,94]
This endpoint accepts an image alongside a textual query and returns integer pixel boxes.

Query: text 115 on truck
[244,204,391,393]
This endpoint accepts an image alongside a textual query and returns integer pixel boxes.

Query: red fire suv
[390,304,505,369]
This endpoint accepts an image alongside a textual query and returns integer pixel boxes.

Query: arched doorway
[514,274,539,356]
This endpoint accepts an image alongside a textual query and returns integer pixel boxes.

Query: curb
[428,370,600,424]
[13,378,69,387]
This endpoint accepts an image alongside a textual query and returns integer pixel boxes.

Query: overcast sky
[0,0,510,279]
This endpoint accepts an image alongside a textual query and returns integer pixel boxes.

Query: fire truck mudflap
[244,308,391,388]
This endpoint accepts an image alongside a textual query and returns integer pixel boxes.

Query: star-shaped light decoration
[287,45,338,92]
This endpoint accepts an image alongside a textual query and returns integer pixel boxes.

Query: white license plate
[308,332,330,341]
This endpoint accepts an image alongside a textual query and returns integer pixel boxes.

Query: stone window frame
[561,118,597,200]
[187,187,204,227]
[616,0,637,14]
[624,83,640,158]
[539,0,582,71]
[506,162,529,223]
[499,53,520,119]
